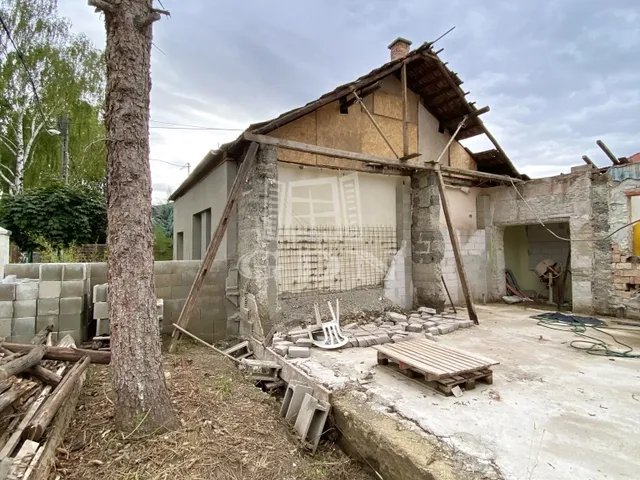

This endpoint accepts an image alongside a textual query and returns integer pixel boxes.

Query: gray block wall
[410,171,445,311]
[2,260,230,344]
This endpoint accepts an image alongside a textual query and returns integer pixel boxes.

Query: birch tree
[0,0,105,194]
[88,0,178,433]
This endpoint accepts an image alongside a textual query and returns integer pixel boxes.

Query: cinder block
[281,382,314,423]
[170,286,191,299]
[295,338,313,347]
[16,281,39,300]
[14,300,37,318]
[93,301,109,319]
[154,275,172,289]
[288,346,310,358]
[155,286,172,300]
[0,318,11,337]
[0,284,15,301]
[58,314,82,332]
[95,317,110,336]
[93,284,108,303]
[88,262,107,278]
[37,298,60,316]
[36,315,58,332]
[58,329,82,345]
[374,334,391,344]
[10,334,32,343]
[12,317,36,336]
[0,301,13,318]
[39,264,63,281]
[62,264,87,281]
[153,261,173,275]
[293,393,330,453]
[4,264,39,279]
[61,280,85,298]
[406,323,424,333]
[181,270,197,285]
[38,281,61,298]
[60,297,83,315]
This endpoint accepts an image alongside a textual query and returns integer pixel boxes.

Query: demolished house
[168,37,640,342]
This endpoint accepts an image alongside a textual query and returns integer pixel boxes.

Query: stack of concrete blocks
[275,307,475,355]
[279,381,330,453]
[93,283,165,337]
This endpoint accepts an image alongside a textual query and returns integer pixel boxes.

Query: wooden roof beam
[442,106,490,130]
[596,140,623,165]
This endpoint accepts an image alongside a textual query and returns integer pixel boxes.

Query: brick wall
[442,228,487,304]
[610,243,640,300]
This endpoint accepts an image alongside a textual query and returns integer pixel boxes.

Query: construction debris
[0,327,103,479]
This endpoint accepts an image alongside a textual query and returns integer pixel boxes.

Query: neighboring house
[169,37,533,336]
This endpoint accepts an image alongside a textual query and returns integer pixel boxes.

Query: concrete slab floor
[292,304,640,480]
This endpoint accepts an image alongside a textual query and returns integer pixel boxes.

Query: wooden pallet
[374,338,498,395]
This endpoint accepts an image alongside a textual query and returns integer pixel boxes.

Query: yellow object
[634,222,640,256]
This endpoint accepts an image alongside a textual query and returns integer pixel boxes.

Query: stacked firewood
[0,326,110,480]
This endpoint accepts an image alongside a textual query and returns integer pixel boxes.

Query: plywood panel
[373,91,418,123]
[272,111,317,165]
[316,103,363,153]
[361,112,418,160]
[450,142,477,171]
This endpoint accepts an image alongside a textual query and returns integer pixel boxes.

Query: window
[176,232,184,260]
[192,214,202,260]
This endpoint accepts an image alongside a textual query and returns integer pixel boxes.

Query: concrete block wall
[384,180,413,309]
[2,260,230,344]
[441,228,487,304]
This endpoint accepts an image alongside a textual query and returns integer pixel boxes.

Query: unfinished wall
[172,160,235,261]
[237,145,278,338]
[484,172,594,312]
[439,186,487,304]
[2,260,229,343]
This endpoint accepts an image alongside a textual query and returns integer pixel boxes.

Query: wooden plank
[397,342,485,370]
[0,345,45,382]
[0,383,38,414]
[29,326,53,346]
[397,344,490,376]
[401,61,409,157]
[0,352,24,365]
[168,142,259,352]
[8,439,38,479]
[1,344,110,365]
[401,338,499,366]
[440,165,522,184]
[245,133,418,170]
[171,324,242,364]
[436,165,478,324]
[0,346,60,387]
[382,343,478,375]
[24,356,90,441]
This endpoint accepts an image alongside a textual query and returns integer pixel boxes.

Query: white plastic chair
[309,300,348,349]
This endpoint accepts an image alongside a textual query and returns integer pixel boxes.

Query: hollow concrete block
[36,315,58,332]
[38,281,61,299]
[15,281,39,300]
[281,382,314,424]
[58,314,82,332]
[61,280,85,298]
[13,300,36,318]
[93,301,109,320]
[12,316,35,336]
[60,297,83,315]
[0,318,11,337]
[0,300,13,318]
[0,284,15,301]
[93,284,108,303]
[39,264,63,281]
[293,393,330,453]
[37,298,60,316]
[62,263,87,281]
[288,346,310,358]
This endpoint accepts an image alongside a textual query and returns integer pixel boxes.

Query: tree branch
[0,134,17,155]
[136,8,170,28]
[88,0,120,13]
[0,169,16,193]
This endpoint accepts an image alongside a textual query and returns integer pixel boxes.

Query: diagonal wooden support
[168,142,259,353]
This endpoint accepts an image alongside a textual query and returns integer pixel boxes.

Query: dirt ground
[51,344,371,480]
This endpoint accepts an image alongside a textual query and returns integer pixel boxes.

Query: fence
[277,225,397,296]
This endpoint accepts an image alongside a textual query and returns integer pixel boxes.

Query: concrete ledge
[333,391,500,480]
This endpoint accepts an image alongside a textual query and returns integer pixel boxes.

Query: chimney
[388,37,412,61]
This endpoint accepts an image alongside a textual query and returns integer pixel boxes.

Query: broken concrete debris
[272,309,473,357]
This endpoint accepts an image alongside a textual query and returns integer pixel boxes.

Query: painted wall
[172,161,236,261]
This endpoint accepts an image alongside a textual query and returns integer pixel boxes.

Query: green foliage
[152,202,173,238]
[0,0,106,193]
[154,224,173,261]
[0,183,106,252]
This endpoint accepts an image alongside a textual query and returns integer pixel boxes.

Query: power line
[150,158,188,168]
[0,12,50,128]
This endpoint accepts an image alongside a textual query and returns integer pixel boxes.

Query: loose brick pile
[611,243,640,299]
[272,307,473,358]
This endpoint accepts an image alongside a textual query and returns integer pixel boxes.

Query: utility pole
[59,113,69,183]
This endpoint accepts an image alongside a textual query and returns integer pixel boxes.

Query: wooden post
[30,326,53,346]
[24,356,90,441]
[441,275,457,314]
[0,346,60,387]
[1,344,110,364]
[434,164,478,324]
[582,155,597,168]
[0,345,45,382]
[168,142,259,353]
[171,324,241,364]
[401,61,409,157]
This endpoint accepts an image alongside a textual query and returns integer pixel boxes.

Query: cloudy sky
[60,0,639,199]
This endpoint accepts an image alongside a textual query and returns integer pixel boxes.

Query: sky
[60,0,640,200]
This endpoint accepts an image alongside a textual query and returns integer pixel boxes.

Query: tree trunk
[98,0,177,433]
[14,108,25,194]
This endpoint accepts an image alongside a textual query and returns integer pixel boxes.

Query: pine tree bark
[91,0,177,432]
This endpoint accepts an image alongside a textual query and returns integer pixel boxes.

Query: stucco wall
[483,172,594,312]
[172,161,236,261]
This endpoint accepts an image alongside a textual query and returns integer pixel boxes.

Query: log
[28,374,84,480]
[0,352,25,365]
[0,346,45,382]
[24,356,90,441]
[30,326,53,346]
[0,346,61,387]
[0,344,110,365]
[0,384,39,414]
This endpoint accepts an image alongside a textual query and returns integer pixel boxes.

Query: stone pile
[272,307,474,357]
